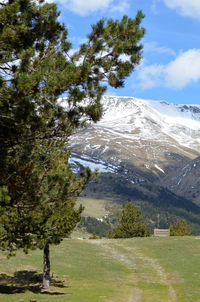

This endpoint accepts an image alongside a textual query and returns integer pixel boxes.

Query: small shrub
[89,233,101,239]
[170,219,194,236]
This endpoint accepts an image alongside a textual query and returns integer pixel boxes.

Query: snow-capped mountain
[67,95,200,230]
[69,95,200,178]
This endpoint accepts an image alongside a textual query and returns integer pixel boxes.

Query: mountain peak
[99,95,200,150]
[102,95,200,124]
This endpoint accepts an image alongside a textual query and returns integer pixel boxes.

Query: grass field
[77,197,121,218]
[0,236,200,301]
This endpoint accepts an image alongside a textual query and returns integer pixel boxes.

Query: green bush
[170,219,194,236]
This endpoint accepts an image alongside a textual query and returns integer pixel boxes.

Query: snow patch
[155,164,165,174]
[69,153,119,173]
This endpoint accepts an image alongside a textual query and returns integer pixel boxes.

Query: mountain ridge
[69,95,200,176]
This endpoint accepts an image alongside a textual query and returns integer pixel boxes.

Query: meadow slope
[0,237,200,301]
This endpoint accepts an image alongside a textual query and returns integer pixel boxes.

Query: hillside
[67,96,200,231]
[160,155,200,205]
[81,173,200,233]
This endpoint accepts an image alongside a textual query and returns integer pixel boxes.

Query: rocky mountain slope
[70,96,200,177]
[160,156,200,205]
[67,95,200,230]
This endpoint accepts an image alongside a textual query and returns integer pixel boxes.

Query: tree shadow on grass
[0,270,68,295]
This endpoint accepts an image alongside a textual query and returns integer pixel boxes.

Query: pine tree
[170,219,194,236]
[0,138,95,287]
[0,0,145,287]
[110,202,149,238]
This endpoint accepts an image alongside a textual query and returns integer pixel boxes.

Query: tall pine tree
[108,202,149,238]
[0,0,145,287]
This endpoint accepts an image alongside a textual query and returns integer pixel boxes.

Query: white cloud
[144,42,176,57]
[163,0,200,20]
[111,0,129,13]
[165,49,200,88]
[136,49,200,90]
[52,0,129,16]
[136,64,165,89]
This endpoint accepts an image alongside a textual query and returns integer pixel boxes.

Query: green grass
[77,197,121,218]
[132,236,200,301]
[1,237,200,301]
[0,239,130,302]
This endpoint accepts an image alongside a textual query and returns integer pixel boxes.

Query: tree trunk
[43,243,50,288]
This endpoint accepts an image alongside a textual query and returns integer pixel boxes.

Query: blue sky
[50,0,200,105]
